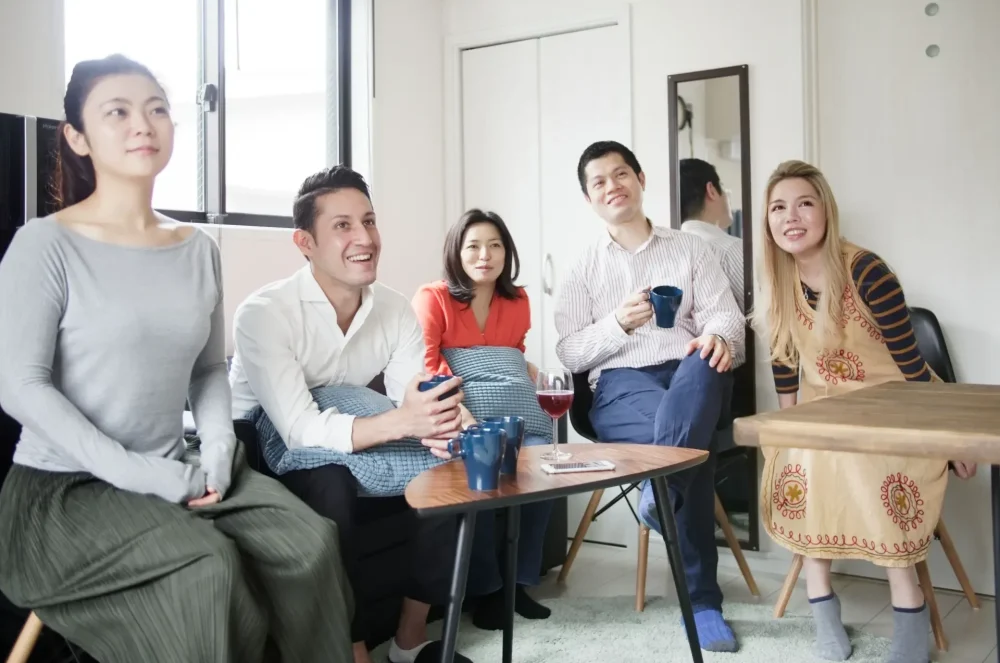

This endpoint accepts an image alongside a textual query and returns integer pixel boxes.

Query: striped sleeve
[772,361,800,394]
[851,251,934,382]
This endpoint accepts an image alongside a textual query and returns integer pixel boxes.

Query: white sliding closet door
[461,40,543,367]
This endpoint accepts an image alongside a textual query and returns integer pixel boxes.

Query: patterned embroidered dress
[760,243,949,567]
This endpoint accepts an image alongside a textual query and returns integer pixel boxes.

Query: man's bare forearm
[350,409,406,451]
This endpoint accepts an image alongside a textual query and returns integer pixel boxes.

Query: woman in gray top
[0,55,353,663]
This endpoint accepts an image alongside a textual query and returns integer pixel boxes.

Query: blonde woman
[755,160,975,663]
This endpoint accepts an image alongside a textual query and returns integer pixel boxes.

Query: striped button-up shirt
[554,223,745,387]
[681,219,744,314]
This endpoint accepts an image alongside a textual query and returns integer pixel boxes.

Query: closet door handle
[542,253,554,295]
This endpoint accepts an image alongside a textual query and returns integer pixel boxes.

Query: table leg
[651,475,704,663]
[441,510,477,663]
[503,505,522,663]
[992,465,999,662]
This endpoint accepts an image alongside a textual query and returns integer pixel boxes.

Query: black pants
[279,463,457,643]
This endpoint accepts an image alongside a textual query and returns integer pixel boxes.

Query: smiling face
[460,222,505,286]
[64,73,173,181]
[583,152,646,226]
[294,187,380,289]
[766,177,827,257]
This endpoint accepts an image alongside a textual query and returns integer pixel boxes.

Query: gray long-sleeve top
[0,217,237,503]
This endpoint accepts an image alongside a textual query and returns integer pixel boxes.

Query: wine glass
[536,368,573,461]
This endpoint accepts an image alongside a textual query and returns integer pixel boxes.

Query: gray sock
[885,603,930,663]
[809,593,852,660]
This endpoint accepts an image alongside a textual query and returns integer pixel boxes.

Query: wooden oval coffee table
[405,442,710,663]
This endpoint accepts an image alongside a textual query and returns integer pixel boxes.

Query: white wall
[813,0,1000,595]
[369,0,446,296]
[0,0,65,118]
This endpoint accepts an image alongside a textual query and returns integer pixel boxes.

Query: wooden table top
[733,381,1000,463]
[404,443,707,516]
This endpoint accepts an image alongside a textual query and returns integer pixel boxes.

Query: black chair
[772,307,978,653]
[557,371,760,610]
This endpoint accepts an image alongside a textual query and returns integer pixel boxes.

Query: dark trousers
[279,463,457,643]
[589,353,732,612]
[466,434,554,595]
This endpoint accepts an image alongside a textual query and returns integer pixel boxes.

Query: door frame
[442,6,634,230]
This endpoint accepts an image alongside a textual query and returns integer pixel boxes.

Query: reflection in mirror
[668,65,757,551]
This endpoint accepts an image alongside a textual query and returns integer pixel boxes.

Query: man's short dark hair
[292,165,372,233]
[576,140,643,195]
[679,158,722,221]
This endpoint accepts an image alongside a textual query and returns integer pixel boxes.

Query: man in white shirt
[679,157,745,314]
[229,166,473,663]
[555,141,744,653]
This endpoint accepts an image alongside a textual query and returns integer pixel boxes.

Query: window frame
[157,0,354,227]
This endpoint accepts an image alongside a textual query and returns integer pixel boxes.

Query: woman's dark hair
[444,209,522,304]
[53,54,163,209]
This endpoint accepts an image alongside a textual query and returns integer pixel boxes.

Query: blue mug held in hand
[418,375,459,400]
[483,416,526,475]
[649,285,683,328]
[446,427,506,491]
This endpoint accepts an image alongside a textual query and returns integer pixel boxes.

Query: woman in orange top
[412,209,552,631]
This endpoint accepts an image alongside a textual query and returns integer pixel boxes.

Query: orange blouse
[411,280,530,376]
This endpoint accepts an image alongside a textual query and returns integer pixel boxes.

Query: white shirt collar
[681,219,730,239]
[600,220,673,253]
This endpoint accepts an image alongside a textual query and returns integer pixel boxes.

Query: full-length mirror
[668,65,758,550]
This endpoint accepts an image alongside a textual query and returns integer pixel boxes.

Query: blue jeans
[466,435,554,595]
[589,354,732,612]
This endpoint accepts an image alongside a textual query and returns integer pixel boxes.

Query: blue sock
[683,609,739,653]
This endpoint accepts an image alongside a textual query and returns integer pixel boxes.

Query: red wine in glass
[536,368,572,461]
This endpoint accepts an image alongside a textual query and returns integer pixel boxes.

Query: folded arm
[0,227,205,503]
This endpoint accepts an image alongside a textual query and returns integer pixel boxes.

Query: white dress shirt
[554,223,745,387]
[229,265,424,453]
[680,219,745,313]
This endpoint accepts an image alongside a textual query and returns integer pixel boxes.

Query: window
[63,0,358,227]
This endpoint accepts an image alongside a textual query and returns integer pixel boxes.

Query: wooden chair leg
[915,560,948,652]
[7,612,43,663]
[636,524,650,612]
[558,488,605,583]
[774,554,804,618]
[714,493,760,597]
[935,520,980,610]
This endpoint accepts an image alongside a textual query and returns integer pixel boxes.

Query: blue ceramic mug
[483,416,525,475]
[418,374,460,400]
[649,285,683,328]
[447,427,506,490]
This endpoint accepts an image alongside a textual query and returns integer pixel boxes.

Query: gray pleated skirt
[0,444,354,663]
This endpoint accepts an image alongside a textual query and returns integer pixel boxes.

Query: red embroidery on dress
[816,349,866,385]
[769,524,932,557]
[796,307,814,331]
[881,473,925,532]
[772,464,807,520]
[842,287,884,342]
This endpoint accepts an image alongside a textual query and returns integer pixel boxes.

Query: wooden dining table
[732,380,1000,656]
[404,442,710,663]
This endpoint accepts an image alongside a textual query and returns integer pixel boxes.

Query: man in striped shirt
[554,141,744,653]
[679,158,745,317]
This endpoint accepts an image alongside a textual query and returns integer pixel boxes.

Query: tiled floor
[535,541,997,662]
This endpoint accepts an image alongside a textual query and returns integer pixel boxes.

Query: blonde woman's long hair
[753,160,848,367]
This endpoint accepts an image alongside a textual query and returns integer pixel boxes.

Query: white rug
[374,596,893,662]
